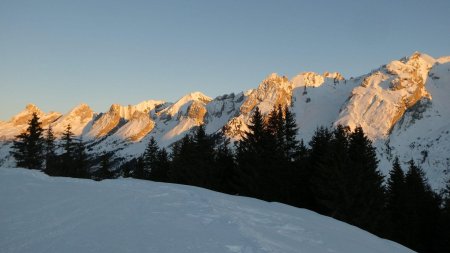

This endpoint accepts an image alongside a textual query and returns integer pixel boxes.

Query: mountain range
[1,52,449,189]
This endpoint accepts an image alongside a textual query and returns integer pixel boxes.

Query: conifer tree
[133,157,145,179]
[236,107,279,200]
[291,138,309,207]
[443,177,450,214]
[11,132,28,168]
[44,125,58,175]
[439,178,450,252]
[311,125,350,217]
[142,137,169,182]
[266,105,285,155]
[170,135,194,184]
[236,107,264,196]
[214,132,237,194]
[403,160,441,252]
[60,124,77,176]
[346,126,385,233]
[151,148,170,182]
[384,157,406,243]
[73,138,89,178]
[11,112,45,169]
[143,137,159,179]
[283,105,299,161]
[191,125,216,188]
[98,152,113,179]
[301,126,332,209]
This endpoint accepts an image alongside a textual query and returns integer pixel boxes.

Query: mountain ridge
[1,51,449,189]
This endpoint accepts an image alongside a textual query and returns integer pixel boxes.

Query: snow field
[0,168,414,253]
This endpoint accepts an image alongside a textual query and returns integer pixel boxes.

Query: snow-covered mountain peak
[261,73,291,90]
[105,100,165,121]
[24,103,41,112]
[291,72,325,88]
[67,103,93,116]
[386,52,435,84]
[11,104,44,125]
[437,55,450,64]
[52,103,95,136]
[240,73,292,115]
[133,100,166,113]
[0,104,62,140]
[11,104,61,127]
[336,52,439,140]
[222,73,294,139]
[182,91,212,104]
[160,92,212,118]
[323,71,345,80]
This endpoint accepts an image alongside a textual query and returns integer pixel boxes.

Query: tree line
[11,113,110,180]
[11,108,450,253]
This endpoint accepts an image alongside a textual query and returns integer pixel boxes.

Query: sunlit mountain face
[1,52,449,189]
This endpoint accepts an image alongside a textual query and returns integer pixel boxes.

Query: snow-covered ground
[0,168,413,253]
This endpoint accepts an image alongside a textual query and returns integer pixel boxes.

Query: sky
[1,0,449,120]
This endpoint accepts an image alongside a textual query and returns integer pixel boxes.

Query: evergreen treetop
[11,112,45,170]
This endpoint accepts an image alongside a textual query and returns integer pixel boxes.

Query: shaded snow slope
[0,168,413,253]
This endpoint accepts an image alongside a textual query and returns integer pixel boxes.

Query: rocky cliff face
[87,100,164,138]
[336,52,434,139]
[1,52,449,189]
[114,111,155,142]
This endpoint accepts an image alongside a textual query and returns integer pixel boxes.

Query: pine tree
[301,126,332,210]
[236,107,266,197]
[236,107,280,200]
[10,112,45,169]
[403,160,441,252]
[143,137,159,180]
[443,177,450,214]
[11,132,28,168]
[170,135,194,184]
[439,177,450,252]
[142,137,169,182]
[291,138,309,207]
[44,125,58,175]
[73,138,89,178]
[384,157,406,243]
[152,148,170,182]
[60,124,77,177]
[283,105,299,161]
[214,132,237,194]
[346,126,385,233]
[311,125,350,217]
[133,157,145,179]
[266,105,284,155]
[98,152,113,180]
[191,125,216,189]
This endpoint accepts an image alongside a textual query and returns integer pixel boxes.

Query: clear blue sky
[1,0,449,120]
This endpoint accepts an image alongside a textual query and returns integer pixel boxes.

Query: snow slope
[0,168,413,253]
